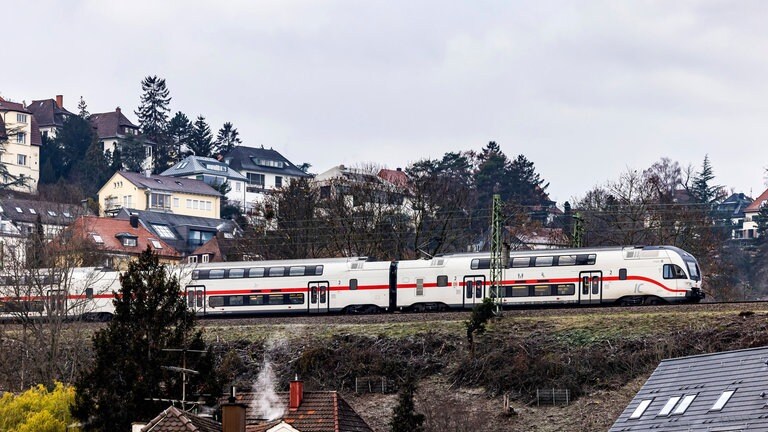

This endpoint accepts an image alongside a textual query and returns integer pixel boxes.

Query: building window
[235,182,241,191]
[711,390,735,411]
[150,193,171,210]
[150,239,163,249]
[122,237,138,247]
[629,399,653,419]
[17,113,27,123]
[205,201,212,211]
[186,199,192,209]
[193,200,199,210]
[17,132,26,144]
[248,173,265,187]
[188,256,198,263]
[202,254,210,263]
[151,224,176,239]
[144,146,152,158]
[173,197,180,208]
[275,176,283,188]
[123,195,133,208]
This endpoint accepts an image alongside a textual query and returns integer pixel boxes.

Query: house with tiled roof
[89,107,152,171]
[716,192,754,239]
[314,165,410,214]
[98,171,222,218]
[161,155,249,210]
[0,96,41,193]
[25,95,74,139]
[113,208,240,257]
[137,406,221,432]
[222,146,311,212]
[610,346,768,431]
[57,215,181,270]
[227,379,373,432]
[736,187,768,240]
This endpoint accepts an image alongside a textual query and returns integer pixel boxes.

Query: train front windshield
[684,259,701,281]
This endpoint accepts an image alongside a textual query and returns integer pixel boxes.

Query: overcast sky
[4,0,768,204]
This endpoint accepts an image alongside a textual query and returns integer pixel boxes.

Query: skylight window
[151,224,176,239]
[629,399,653,419]
[29,208,36,214]
[48,210,57,217]
[658,396,681,416]
[63,212,72,218]
[673,394,696,415]
[92,234,104,244]
[15,207,22,213]
[711,390,735,411]
[177,161,188,169]
[150,239,163,249]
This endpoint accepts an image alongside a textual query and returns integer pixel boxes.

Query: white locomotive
[0,245,704,319]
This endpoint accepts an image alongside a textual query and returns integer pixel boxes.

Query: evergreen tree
[508,154,549,206]
[214,121,241,157]
[389,378,425,432]
[188,115,214,158]
[51,115,97,180]
[72,248,217,431]
[119,135,149,173]
[77,96,89,118]
[135,75,172,173]
[166,111,193,161]
[689,155,725,205]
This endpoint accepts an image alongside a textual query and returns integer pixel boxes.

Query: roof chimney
[115,106,121,114]
[55,95,63,108]
[130,214,139,228]
[222,387,246,432]
[289,376,304,411]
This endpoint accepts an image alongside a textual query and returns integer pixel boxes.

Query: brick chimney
[55,95,63,108]
[222,387,246,432]
[289,376,304,411]
[129,214,139,228]
[115,106,121,115]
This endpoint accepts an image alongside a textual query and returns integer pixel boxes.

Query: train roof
[433,245,693,259]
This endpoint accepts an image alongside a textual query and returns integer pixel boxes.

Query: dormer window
[122,237,137,247]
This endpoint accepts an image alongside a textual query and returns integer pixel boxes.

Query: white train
[0,246,704,319]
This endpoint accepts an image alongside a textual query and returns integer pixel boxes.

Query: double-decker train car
[184,245,704,316]
[0,245,704,319]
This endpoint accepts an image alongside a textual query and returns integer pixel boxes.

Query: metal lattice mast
[490,194,503,314]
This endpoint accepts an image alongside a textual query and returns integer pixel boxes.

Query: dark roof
[141,406,221,432]
[609,346,768,431]
[118,171,222,198]
[223,146,310,178]
[0,97,31,114]
[30,115,42,146]
[0,198,91,225]
[114,208,240,255]
[716,192,753,218]
[88,107,138,139]
[161,156,247,181]
[227,391,373,432]
[26,99,74,128]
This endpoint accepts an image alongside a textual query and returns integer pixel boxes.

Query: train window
[475,282,482,299]
[319,286,327,303]
[269,267,286,277]
[249,295,265,305]
[437,275,448,287]
[228,269,245,278]
[663,264,687,279]
[289,294,304,304]
[591,276,599,295]
[314,265,324,275]
[685,261,700,281]
[289,266,306,276]
[557,255,576,266]
[471,258,491,270]
[196,291,204,308]
[228,296,245,306]
[512,286,528,297]
[465,281,473,298]
[582,276,589,295]
[310,286,318,304]
[192,270,200,280]
[511,257,530,268]
[248,268,265,278]
[619,268,627,280]
[556,284,575,295]
[85,288,94,299]
[416,278,424,296]
[534,285,550,296]
[576,254,596,265]
[269,295,284,305]
[349,279,358,290]
[187,291,195,307]
[209,296,224,307]
[209,270,225,279]
[534,256,553,267]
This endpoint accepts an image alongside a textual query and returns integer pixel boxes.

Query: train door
[463,276,486,308]
[186,285,206,315]
[47,289,66,316]
[308,281,330,313]
[579,272,602,305]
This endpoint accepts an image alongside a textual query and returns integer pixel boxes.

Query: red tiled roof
[64,216,181,258]
[141,406,221,432]
[0,96,31,114]
[378,168,409,188]
[745,188,768,213]
[89,107,138,139]
[227,391,373,432]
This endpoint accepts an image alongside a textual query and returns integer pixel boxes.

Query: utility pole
[490,194,504,315]
[160,347,206,410]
